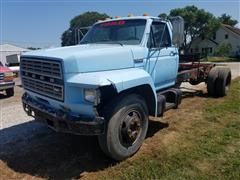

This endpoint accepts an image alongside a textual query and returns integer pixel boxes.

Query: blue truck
[20,15,231,160]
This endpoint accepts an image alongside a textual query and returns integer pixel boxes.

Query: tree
[214,42,232,56]
[158,13,168,20]
[61,11,110,46]
[163,5,220,51]
[218,13,238,26]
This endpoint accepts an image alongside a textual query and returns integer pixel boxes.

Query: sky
[1,0,240,48]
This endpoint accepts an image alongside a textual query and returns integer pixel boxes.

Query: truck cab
[20,16,185,160]
[80,17,179,89]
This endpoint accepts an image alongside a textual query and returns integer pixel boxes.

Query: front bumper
[0,81,15,90]
[22,93,105,135]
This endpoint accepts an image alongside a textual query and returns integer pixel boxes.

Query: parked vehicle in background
[20,15,231,160]
[6,54,20,77]
[0,63,15,97]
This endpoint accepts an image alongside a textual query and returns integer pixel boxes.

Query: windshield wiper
[81,40,124,46]
[99,41,123,46]
[112,42,124,46]
[80,40,89,44]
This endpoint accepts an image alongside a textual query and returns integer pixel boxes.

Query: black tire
[207,67,219,96]
[6,87,14,97]
[189,79,201,85]
[98,94,149,161]
[215,67,231,97]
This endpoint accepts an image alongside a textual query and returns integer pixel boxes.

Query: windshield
[80,19,146,45]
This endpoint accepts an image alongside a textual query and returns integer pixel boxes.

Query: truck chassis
[177,55,214,85]
[177,55,231,97]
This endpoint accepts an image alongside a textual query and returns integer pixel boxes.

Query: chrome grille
[21,58,62,79]
[21,57,64,101]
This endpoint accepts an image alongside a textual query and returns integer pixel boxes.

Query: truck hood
[22,44,135,73]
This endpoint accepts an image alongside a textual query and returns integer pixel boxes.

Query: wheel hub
[121,110,142,145]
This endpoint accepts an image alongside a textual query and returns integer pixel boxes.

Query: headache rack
[20,57,64,101]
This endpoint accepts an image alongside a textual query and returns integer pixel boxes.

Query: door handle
[134,58,144,63]
[170,51,177,56]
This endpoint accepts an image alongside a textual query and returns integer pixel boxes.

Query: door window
[148,22,171,48]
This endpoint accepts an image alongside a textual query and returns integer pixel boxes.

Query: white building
[190,24,240,57]
[0,43,29,66]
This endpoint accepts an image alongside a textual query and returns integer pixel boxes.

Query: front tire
[98,94,149,161]
[6,87,14,97]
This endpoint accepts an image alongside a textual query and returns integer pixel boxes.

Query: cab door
[146,21,178,90]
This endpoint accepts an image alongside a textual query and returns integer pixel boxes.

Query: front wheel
[98,94,149,161]
[6,87,14,97]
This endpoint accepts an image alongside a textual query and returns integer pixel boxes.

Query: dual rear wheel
[207,67,231,97]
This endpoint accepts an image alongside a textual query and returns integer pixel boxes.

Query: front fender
[66,68,157,115]
[66,68,156,93]
[107,68,156,94]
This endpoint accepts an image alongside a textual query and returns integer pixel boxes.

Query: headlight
[84,89,100,105]
[4,72,14,81]
[4,72,13,77]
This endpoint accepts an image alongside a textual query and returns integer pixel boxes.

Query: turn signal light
[143,13,149,16]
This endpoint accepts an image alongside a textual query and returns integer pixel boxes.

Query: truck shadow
[0,93,9,99]
[0,119,167,179]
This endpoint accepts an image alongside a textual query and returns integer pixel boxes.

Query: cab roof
[95,16,162,25]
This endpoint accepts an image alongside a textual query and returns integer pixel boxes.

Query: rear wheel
[207,67,231,97]
[207,67,219,96]
[98,94,149,161]
[215,68,231,97]
[6,87,14,97]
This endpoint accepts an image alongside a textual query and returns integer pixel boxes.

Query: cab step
[156,88,182,116]
[165,102,176,111]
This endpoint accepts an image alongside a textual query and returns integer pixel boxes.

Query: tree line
[61,5,238,51]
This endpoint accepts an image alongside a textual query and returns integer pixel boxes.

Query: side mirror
[170,16,184,47]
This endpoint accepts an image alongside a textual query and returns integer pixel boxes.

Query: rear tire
[98,94,149,161]
[207,67,231,97]
[215,67,231,97]
[6,87,14,97]
[207,67,219,96]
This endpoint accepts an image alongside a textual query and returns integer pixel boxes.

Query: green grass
[100,78,240,180]
[201,56,240,62]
